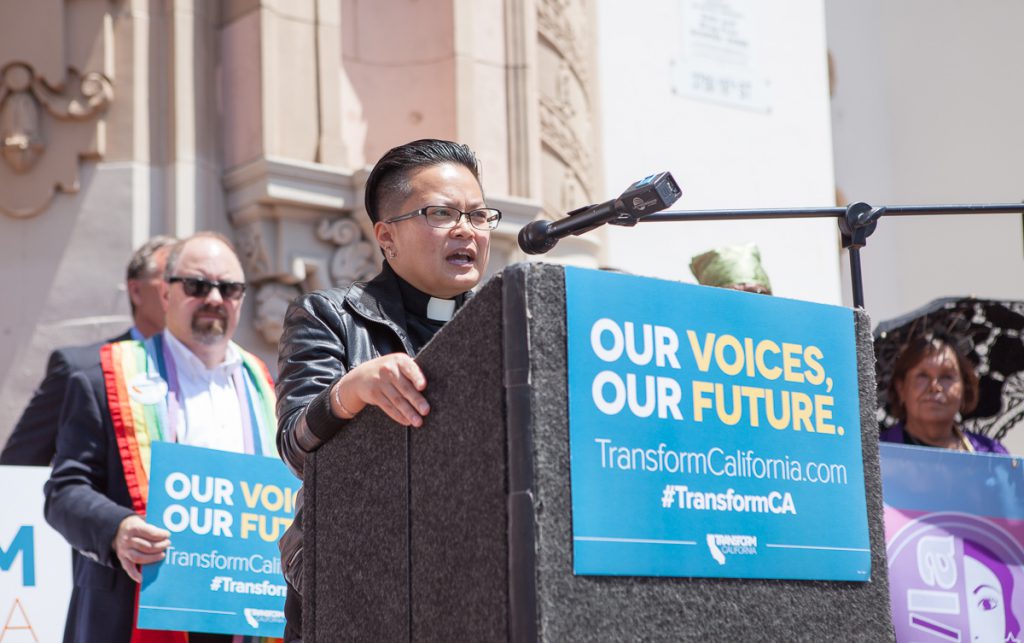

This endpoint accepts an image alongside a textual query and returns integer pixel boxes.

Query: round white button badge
[127,373,168,405]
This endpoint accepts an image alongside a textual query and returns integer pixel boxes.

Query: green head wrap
[689,243,772,294]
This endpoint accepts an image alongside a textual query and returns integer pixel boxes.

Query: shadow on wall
[0,163,135,439]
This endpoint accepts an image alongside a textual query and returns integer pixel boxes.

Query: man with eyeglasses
[2,236,177,466]
[44,231,278,643]
[274,138,498,640]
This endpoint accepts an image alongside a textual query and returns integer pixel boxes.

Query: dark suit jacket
[45,364,138,643]
[1,331,131,466]
[45,350,240,643]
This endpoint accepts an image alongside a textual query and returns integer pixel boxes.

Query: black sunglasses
[167,276,247,300]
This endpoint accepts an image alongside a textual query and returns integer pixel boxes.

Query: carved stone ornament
[234,221,273,281]
[0,62,114,217]
[560,167,578,212]
[1,65,44,173]
[555,60,577,119]
[537,0,589,90]
[540,94,593,198]
[253,282,302,345]
[316,217,378,287]
[240,216,377,344]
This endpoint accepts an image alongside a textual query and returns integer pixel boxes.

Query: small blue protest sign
[138,442,298,636]
[564,266,870,581]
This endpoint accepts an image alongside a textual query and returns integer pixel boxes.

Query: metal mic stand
[610,202,1024,309]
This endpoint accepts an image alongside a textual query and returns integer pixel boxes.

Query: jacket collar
[343,262,476,354]
[344,263,414,353]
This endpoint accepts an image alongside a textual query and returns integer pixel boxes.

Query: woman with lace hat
[880,334,1008,453]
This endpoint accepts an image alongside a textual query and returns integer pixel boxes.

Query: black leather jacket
[276,267,418,474]
[276,266,421,594]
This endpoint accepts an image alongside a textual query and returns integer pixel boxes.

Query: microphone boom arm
[518,172,681,255]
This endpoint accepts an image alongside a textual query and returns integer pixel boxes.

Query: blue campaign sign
[138,442,298,636]
[880,443,1024,519]
[564,266,870,580]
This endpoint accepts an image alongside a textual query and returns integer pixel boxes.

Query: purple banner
[881,443,1024,642]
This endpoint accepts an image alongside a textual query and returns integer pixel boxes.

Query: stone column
[220,0,377,348]
[534,0,603,265]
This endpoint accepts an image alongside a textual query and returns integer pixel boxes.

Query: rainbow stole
[100,336,278,515]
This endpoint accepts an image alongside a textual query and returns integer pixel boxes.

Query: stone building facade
[0,0,604,441]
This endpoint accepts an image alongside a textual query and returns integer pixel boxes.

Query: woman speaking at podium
[273,139,500,640]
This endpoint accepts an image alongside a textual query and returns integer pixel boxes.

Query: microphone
[517,172,682,255]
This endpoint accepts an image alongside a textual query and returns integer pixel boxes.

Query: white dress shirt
[162,330,246,454]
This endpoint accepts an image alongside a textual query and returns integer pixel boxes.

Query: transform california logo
[243,607,285,629]
[706,533,758,565]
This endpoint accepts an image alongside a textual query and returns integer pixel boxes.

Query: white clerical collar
[162,330,242,378]
[426,297,457,322]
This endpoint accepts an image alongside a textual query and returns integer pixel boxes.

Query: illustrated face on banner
[886,513,1024,643]
[964,553,1006,640]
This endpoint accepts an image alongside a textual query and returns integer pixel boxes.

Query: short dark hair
[363,139,481,223]
[126,235,177,281]
[164,231,240,279]
[126,235,178,315]
[887,334,980,420]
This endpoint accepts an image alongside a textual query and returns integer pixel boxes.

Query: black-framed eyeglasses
[384,205,502,230]
[166,276,247,300]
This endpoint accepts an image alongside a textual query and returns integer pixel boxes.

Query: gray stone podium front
[303,263,894,641]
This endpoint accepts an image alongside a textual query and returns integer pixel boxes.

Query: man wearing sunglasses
[44,232,278,643]
[2,236,177,466]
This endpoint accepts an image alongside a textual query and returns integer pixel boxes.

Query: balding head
[161,232,247,367]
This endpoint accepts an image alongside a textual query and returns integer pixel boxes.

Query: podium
[303,263,894,641]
